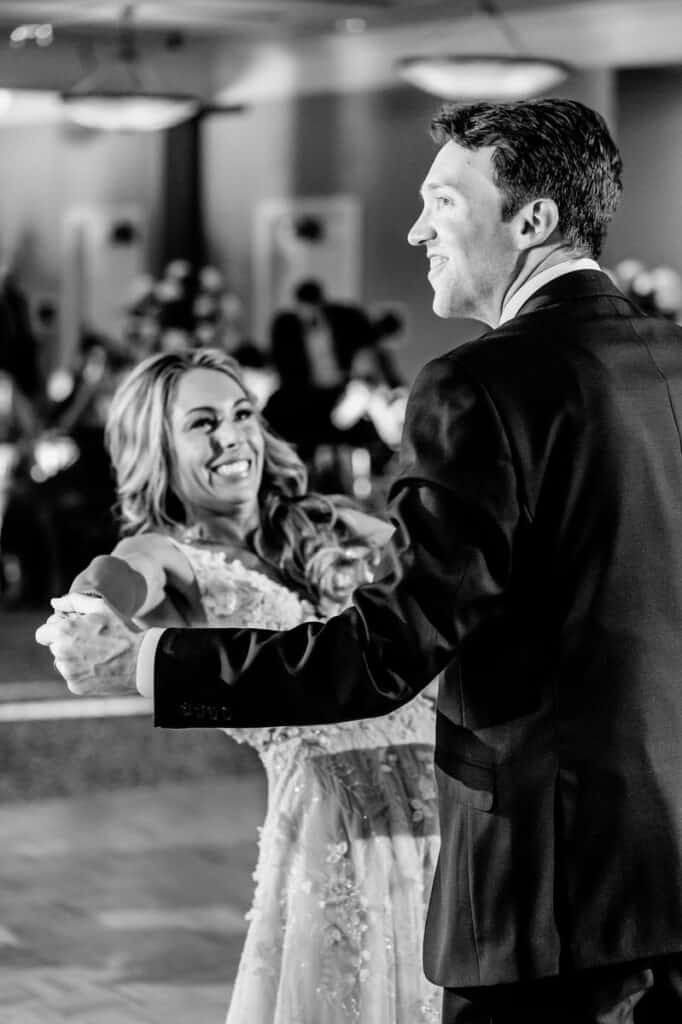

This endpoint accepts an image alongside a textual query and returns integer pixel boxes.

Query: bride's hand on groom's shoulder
[35,593,143,696]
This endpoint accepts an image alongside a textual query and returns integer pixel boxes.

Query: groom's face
[407,140,518,326]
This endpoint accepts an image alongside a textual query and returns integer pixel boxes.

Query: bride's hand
[35,594,143,696]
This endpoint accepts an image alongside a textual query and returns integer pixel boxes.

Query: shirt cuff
[136,627,166,699]
[218,644,233,684]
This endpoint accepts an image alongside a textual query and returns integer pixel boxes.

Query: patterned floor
[0,775,267,1023]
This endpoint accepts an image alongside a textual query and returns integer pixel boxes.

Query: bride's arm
[69,533,199,627]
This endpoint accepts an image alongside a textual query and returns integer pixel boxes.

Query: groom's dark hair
[431,98,623,259]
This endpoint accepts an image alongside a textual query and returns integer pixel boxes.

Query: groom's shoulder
[411,317,595,419]
[407,330,526,417]
[422,319,553,382]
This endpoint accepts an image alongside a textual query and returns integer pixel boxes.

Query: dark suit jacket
[153,271,682,987]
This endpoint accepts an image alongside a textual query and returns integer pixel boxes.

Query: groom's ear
[512,198,560,251]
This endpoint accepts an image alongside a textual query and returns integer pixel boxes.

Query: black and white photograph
[2,1,682,1022]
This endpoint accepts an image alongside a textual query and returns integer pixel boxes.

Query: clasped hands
[35,593,143,695]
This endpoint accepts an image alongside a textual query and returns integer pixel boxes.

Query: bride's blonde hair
[106,347,355,601]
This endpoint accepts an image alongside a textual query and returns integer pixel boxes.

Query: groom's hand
[35,594,143,696]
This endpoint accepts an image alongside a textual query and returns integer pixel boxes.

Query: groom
[39,99,682,1022]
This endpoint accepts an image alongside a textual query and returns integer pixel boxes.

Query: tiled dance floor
[0,775,267,1023]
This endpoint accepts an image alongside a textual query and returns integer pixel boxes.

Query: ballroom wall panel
[0,123,164,363]
[605,66,682,275]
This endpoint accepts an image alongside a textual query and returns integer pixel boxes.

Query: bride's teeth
[215,460,249,478]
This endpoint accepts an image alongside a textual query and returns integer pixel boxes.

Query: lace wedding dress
[178,542,441,1024]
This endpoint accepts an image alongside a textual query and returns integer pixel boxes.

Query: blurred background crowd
[0,252,680,610]
[0,0,681,618]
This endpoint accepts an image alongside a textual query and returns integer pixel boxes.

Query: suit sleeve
[152,355,521,729]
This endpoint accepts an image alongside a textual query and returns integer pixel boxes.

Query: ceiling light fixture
[10,23,54,48]
[61,3,199,132]
[397,54,569,101]
[396,0,570,101]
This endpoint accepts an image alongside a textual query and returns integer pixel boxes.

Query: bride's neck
[178,516,283,582]
[182,510,257,547]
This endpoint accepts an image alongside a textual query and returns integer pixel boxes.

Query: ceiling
[0,0,679,100]
[0,1,452,38]
[0,0,670,38]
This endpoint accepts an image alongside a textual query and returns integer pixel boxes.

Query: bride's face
[168,367,265,530]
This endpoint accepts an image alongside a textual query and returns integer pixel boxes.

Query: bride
[55,347,441,1023]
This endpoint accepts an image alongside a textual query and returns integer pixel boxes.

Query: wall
[202,68,616,385]
[0,34,218,363]
[605,66,682,274]
[0,121,164,281]
[0,121,164,363]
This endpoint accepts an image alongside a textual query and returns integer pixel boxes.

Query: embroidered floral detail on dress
[184,547,304,631]
[306,541,381,618]
[175,542,441,1023]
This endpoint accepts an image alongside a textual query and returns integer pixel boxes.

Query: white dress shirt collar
[498,257,601,326]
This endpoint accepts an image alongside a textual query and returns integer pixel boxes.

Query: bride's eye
[190,416,215,432]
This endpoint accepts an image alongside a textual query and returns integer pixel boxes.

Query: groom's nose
[408,208,434,246]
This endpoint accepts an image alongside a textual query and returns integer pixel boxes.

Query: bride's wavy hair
[105,347,353,601]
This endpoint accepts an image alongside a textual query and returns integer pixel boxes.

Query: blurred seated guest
[0,369,39,590]
[264,279,373,461]
[330,307,407,440]
[121,274,162,359]
[196,288,268,369]
[47,331,132,435]
[122,266,257,365]
[607,257,644,296]
[191,265,225,346]
[610,259,682,322]
[331,378,407,453]
[160,327,192,354]
[158,259,195,333]
[214,290,247,354]
[271,278,372,391]
[0,268,43,403]
[33,298,60,393]
[0,334,121,605]
[634,265,682,322]
[325,308,409,497]
[122,262,196,361]
[0,368,39,445]
[366,308,407,390]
